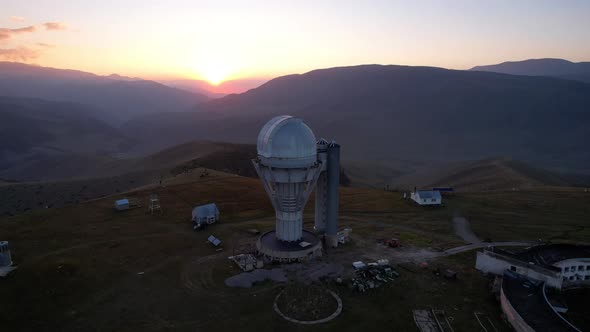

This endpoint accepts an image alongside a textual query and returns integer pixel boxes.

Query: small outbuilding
[115,199,130,211]
[192,203,220,230]
[410,190,442,206]
[0,241,16,277]
[114,198,141,211]
[0,241,12,267]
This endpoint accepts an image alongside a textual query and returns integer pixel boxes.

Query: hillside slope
[391,158,590,191]
[0,97,133,180]
[471,58,590,83]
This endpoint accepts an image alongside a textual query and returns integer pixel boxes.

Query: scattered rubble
[229,254,264,272]
[350,259,399,292]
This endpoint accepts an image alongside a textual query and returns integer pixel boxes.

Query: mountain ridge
[470,58,590,83]
[0,62,209,124]
[124,64,590,173]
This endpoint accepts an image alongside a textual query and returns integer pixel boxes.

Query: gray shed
[192,203,220,229]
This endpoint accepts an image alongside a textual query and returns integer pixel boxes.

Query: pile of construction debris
[350,259,399,292]
[229,254,263,272]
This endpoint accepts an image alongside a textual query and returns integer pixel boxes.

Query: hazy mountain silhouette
[158,78,268,97]
[0,96,133,180]
[471,58,590,83]
[124,65,590,173]
[4,64,590,180]
[0,62,209,124]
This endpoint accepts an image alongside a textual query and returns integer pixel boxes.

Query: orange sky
[2,0,590,85]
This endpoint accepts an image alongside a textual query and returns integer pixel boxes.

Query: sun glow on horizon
[195,56,234,86]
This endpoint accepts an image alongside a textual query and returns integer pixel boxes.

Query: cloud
[10,16,25,22]
[0,46,41,61]
[36,42,55,48]
[0,25,36,40]
[43,22,67,30]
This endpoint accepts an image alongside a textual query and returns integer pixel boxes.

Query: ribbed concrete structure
[253,115,341,261]
[253,116,322,242]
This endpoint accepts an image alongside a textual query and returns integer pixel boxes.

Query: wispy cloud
[0,25,36,40]
[0,20,67,62]
[43,22,67,31]
[36,42,55,48]
[0,46,41,61]
[10,16,25,22]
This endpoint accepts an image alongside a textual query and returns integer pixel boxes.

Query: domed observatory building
[253,115,339,262]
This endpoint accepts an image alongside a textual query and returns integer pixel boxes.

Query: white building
[477,245,590,332]
[476,244,590,290]
[476,249,563,289]
[192,203,219,229]
[410,190,442,206]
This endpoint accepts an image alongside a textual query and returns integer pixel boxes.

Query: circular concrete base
[257,230,322,262]
[273,288,342,325]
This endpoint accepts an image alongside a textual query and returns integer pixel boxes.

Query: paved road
[452,216,482,244]
[444,241,536,255]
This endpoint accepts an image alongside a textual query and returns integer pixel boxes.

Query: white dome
[257,115,317,168]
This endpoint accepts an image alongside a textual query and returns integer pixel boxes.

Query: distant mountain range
[0,62,208,124]
[125,64,590,173]
[1,60,590,183]
[471,58,590,83]
[158,78,269,97]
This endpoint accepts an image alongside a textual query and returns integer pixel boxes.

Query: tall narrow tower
[315,140,340,248]
[314,139,329,233]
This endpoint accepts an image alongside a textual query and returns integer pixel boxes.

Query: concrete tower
[253,116,322,240]
[314,138,329,233]
[253,115,341,261]
[315,140,341,247]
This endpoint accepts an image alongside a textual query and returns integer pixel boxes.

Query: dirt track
[453,216,482,244]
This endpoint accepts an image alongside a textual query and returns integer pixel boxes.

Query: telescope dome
[257,115,317,168]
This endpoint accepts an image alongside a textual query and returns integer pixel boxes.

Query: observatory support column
[325,143,340,248]
[314,173,327,233]
[314,141,328,233]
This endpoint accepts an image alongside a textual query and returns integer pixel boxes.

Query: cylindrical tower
[314,138,329,233]
[0,241,12,267]
[325,142,341,247]
[253,116,322,242]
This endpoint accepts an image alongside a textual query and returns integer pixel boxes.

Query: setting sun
[197,59,232,85]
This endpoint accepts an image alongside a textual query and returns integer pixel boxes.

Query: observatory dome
[257,115,317,168]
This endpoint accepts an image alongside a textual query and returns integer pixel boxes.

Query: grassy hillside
[1,171,589,331]
[391,157,589,191]
[3,139,583,216]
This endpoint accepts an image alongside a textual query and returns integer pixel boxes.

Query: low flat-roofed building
[410,190,442,206]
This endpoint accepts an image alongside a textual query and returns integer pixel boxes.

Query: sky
[2,0,590,84]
